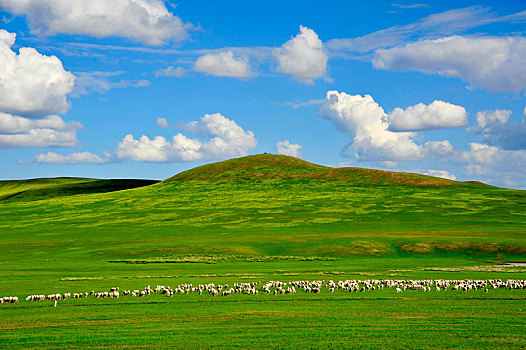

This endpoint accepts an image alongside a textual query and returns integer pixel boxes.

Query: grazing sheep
[12,278,526,307]
[1,296,18,303]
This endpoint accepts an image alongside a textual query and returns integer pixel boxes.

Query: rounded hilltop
[165,153,328,181]
[165,153,460,187]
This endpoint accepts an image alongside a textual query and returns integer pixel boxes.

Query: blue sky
[1,0,525,188]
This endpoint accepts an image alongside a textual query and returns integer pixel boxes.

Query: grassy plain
[0,155,525,348]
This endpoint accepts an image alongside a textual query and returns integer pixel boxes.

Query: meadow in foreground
[0,155,525,348]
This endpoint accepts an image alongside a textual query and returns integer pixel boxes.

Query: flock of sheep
[2,278,524,306]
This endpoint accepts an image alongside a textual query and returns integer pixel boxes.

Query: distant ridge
[0,177,159,202]
[463,180,494,187]
[165,154,462,187]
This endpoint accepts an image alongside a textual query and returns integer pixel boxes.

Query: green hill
[0,153,523,261]
[167,153,458,187]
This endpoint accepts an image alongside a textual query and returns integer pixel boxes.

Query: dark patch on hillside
[0,178,159,202]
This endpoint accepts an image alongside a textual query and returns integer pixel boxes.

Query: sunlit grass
[0,155,525,348]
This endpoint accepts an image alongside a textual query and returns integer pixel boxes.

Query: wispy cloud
[60,41,273,59]
[327,6,526,57]
[391,3,428,9]
[154,66,186,78]
[278,99,323,108]
[71,71,150,98]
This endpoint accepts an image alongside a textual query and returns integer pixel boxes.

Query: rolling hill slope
[0,154,524,265]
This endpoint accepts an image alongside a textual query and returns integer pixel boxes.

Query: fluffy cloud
[35,151,110,164]
[424,169,457,180]
[317,91,461,161]
[475,109,511,129]
[156,118,170,128]
[0,30,75,116]
[388,100,468,131]
[194,51,253,78]
[373,36,526,93]
[276,140,302,157]
[472,109,526,150]
[274,26,328,84]
[0,113,81,134]
[0,128,78,149]
[0,113,82,149]
[0,0,190,45]
[116,113,257,162]
[424,140,457,157]
[461,143,526,184]
[317,91,425,161]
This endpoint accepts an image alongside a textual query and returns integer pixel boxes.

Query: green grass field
[0,154,525,348]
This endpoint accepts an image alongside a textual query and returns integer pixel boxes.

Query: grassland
[0,154,525,348]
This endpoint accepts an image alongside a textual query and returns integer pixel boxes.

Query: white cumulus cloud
[274,26,328,84]
[373,36,526,93]
[0,0,190,45]
[35,151,111,164]
[0,29,75,116]
[317,91,460,161]
[276,140,302,157]
[194,51,253,78]
[0,113,81,134]
[388,100,468,131]
[0,128,78,149]
[0,113,82,149]
[116,113,257,162]
[317,91,425,161]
